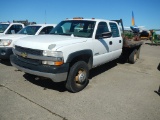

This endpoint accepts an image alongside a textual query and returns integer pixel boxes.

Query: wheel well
[69,54,92,70]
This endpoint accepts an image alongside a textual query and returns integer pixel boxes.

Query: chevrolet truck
[0,22,24,35]
[0,24,56,59]
[10,18,143,92]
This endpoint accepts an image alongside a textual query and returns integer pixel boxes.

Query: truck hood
[0,34,30,40]
[14,35,88,50]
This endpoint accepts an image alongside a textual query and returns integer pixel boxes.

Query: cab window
[0,24,9,33]
[95,22,109,38]
[39,26,53,34]
[6,25,23,34]
[109,23,120,37]
[18,26,41,35]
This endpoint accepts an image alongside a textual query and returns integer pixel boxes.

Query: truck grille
[17,56,41,65]
[15,45,43,56]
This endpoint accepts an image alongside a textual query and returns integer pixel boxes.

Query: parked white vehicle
[11,18,143,92]
[0,24,56,59]
[0,22,24,35]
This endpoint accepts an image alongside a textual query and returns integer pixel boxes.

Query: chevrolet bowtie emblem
[21,52,27,58]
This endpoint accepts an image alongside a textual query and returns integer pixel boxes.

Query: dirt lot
[0,41,160,120]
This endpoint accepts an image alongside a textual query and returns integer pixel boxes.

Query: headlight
[0,39,12,46]
[42,50,48,56]
[42,50,63,57]
[42,51,64,66]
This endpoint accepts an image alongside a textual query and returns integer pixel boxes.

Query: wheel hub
[75,70,86,83]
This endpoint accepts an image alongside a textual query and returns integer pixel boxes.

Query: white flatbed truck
[10,18,143,92]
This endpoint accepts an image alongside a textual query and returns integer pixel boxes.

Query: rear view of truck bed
[121,39,144,64]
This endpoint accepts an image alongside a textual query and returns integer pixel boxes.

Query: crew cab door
[108,22,122,59]
[92,22,113,67]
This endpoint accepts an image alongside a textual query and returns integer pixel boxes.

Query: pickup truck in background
[0,22,25,35]
[0,24,56,59]
[10,18,143,92]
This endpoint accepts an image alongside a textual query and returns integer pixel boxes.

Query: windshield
[50,20,96,38]
[17,26,41,35]
[0,24,9,33]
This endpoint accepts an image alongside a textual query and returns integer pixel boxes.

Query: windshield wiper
[73,35,89,38]
[50,33,71,36]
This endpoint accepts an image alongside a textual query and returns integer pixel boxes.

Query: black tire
[129,49,138,64]
[66,61,89,93]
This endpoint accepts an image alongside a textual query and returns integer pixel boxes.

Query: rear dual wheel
[129,49,138,64]
[66,61,89,93]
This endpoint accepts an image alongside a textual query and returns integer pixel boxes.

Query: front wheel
[66,61,89,93]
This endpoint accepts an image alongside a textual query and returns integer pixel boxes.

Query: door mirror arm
[101,32,112,38]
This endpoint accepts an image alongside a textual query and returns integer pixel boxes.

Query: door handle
[119,40,121,43]
[109,41,112,45]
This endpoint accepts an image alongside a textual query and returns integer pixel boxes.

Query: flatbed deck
[123,39,144,48]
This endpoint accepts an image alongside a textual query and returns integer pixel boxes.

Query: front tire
[66,61,89,93]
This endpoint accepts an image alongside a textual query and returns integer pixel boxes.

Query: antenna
[45,10,46,24]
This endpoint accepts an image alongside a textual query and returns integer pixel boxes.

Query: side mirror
[11,30,15,34]
[101,32,112,38]
[95,32,112,39]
